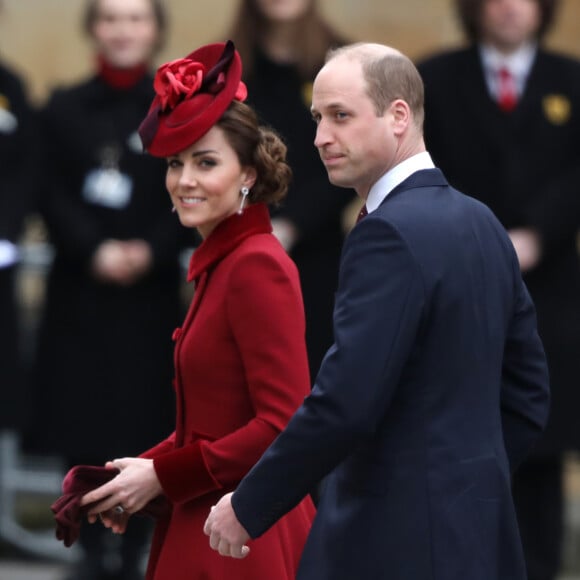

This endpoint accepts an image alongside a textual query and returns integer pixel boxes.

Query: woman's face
[253,0,312,23]
[91,0,159,68]
[165,126,257,239]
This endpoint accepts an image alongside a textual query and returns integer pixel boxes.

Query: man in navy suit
[204,42,550,580]
[417,2,580,578]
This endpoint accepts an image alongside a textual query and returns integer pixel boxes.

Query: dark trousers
[512,454,564,580]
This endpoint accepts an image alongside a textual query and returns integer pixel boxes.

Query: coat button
[172,327,182,341]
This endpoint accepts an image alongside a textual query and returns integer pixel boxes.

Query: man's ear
[390,99,411,136]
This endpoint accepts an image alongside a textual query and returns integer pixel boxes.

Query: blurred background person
[0,0,37,443]
[228,0,356,379]
[417,1,580,579]
[25,0,188,578]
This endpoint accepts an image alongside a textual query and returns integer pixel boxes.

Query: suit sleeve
[152,248,311,503]
[524,164,580,260]
[232,218,426,538]
[501,265,550,471]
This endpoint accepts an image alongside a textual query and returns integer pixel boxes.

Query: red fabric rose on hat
[139,41,248,157]
[154,58,206,111]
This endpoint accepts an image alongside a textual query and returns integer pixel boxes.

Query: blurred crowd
[0,1,579,580]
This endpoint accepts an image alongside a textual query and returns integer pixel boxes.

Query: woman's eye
[199,158,217,168]
[166,158,181,168]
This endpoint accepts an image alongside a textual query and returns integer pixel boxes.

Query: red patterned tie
[497,67,518,112]
[356,205,368,223]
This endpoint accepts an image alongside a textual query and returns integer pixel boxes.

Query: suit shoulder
[377,183,500,235]
[538,49,580,70]
[43,77,98,111]
[531,51,580,97]
[0,62,28,93]
[417,47,473,76]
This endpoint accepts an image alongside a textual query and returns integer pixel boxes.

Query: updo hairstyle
[217,100,292,206]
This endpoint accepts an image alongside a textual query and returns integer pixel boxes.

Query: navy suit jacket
[232,169,550,580]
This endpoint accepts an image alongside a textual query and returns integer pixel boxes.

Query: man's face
[480,0,541,52]
[254,0,311,23]
[311,56,396,198]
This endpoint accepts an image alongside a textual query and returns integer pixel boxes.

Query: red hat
[138,41,248,157]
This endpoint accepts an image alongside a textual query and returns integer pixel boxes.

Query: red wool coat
[141,203,315,580]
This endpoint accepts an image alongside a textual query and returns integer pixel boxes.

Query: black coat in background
[27,74,189,459]
[0,62,36,430]
[245,50,356,378]
[418,47,580,453]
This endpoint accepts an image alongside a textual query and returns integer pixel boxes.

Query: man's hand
[203,492,251,559]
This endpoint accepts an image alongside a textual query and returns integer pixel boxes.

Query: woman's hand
[80,457,163,528]
[95,507,130,534]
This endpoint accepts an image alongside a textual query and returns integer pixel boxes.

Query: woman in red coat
[80,41,315,579]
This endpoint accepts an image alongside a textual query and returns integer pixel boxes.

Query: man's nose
[314,120,331,148]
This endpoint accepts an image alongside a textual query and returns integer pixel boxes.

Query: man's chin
[326,172,351,189]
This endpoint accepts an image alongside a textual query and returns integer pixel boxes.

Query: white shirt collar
[365,151,435,213]
[480,42,537,95]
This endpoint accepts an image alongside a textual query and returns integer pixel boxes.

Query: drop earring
[171,206,176,213]
[238,186,249,215]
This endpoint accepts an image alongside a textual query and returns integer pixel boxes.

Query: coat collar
[381,168,448,205]
[187,202,272,282]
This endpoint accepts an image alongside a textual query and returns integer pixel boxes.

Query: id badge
[82,167,133,209]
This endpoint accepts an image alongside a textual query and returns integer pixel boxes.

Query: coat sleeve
[232,218,426,538]
[152,247,311,503]
[500,265,550,471]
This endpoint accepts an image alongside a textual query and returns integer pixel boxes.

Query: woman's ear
[242,166,258,190]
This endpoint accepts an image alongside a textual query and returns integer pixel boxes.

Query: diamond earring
[238,186,250,215]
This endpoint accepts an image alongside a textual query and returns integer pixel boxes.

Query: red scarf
[97,54,148,90]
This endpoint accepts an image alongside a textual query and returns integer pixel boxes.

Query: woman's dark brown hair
[83,0,168,53]
[455,0,559,43]
[227,0,345,81]
[218,100,292,206]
